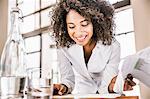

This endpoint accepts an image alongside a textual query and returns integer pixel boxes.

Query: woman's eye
[81,22,89,27]
[82,24,88,27]
[69,26,75,29]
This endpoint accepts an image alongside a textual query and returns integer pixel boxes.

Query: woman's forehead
[66,10,86,22]
[66,9,91,21]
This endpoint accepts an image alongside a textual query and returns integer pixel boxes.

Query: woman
[52,0,120,95]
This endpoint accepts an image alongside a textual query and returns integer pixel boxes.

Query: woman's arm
[54,49,75,95]
[98,41,120,94]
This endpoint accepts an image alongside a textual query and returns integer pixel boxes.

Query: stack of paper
[113,55,139,94]
[113,47,150,94]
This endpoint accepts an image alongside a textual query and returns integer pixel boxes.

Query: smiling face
[66,9,93,46]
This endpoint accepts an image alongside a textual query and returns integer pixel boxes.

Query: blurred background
[0,0,150,98]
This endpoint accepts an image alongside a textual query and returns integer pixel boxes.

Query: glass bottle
[49,32,60,84]
[0,7,26,77]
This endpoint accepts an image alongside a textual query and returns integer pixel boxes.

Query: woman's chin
[76,41,87,46]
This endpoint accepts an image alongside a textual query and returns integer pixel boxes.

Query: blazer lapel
[88,42,112,73]
[62,45,92,80]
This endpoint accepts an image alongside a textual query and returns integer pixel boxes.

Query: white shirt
[57,40,120,94]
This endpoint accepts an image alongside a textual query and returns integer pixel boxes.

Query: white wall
[131,0,150,99]
[131,0,150,50]
[0,0,8,56]
[0,0,16,57]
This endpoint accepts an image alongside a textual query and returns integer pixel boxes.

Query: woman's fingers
[124,74,136,91]
[53,84,61,95]
[126,78,136,86]
[124,81,130,91]
[53,84,67,95]
[111,76,117,83]
[126,74,136,86]
[58,85,64,95]
[109,83,115,93]
[109,74,136,93]
[54,84,61,90]
[108,76,117,93]
[124,81,133,91]
[58,84,67,95]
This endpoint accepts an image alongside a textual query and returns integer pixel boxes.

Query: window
[14,0,58,78]
[25,36,41,69]
[114,8,136,58]
[108,0,124,4]
[114,7,140,97]
[9,0,140,94]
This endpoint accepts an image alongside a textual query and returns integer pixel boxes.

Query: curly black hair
[52,0,115,47]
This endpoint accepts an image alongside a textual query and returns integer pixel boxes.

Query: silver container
[27,94,51,99]
[0,76,26,96]
[26,67,53,96]
[27,78,53,96]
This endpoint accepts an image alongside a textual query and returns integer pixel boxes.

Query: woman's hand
[124,74,136,91]
[53,84,68,95]
[108,74,136,93]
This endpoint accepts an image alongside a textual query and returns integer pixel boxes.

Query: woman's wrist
[61,84,68,94]
[108,84,115,93]
[108,87,114,93]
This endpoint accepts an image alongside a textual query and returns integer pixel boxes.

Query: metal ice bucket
[0,76,26,95]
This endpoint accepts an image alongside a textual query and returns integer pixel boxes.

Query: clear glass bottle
[49,32,60,84]
[0,7,26,77]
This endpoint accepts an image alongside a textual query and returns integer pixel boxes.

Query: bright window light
[107,0,123,4]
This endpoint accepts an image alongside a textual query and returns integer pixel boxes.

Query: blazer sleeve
[98,41,120,94]
[57,49,75,93]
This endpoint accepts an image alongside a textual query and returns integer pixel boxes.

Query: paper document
[114,47,150,94]
[113,55,139,94]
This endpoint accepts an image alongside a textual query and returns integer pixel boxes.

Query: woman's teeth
[76,36,86,41]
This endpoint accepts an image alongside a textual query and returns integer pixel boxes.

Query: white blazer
[57,40,120,94]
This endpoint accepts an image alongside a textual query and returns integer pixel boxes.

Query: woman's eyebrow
[67,19,89,24]
[67,22,74,25]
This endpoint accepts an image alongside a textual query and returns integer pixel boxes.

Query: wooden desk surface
[116,96,138,99]
[53,94,139,99]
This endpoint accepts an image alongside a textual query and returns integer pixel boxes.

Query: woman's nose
[75,26,83,36]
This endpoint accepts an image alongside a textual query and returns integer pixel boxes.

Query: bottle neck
[10,11,20,36]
